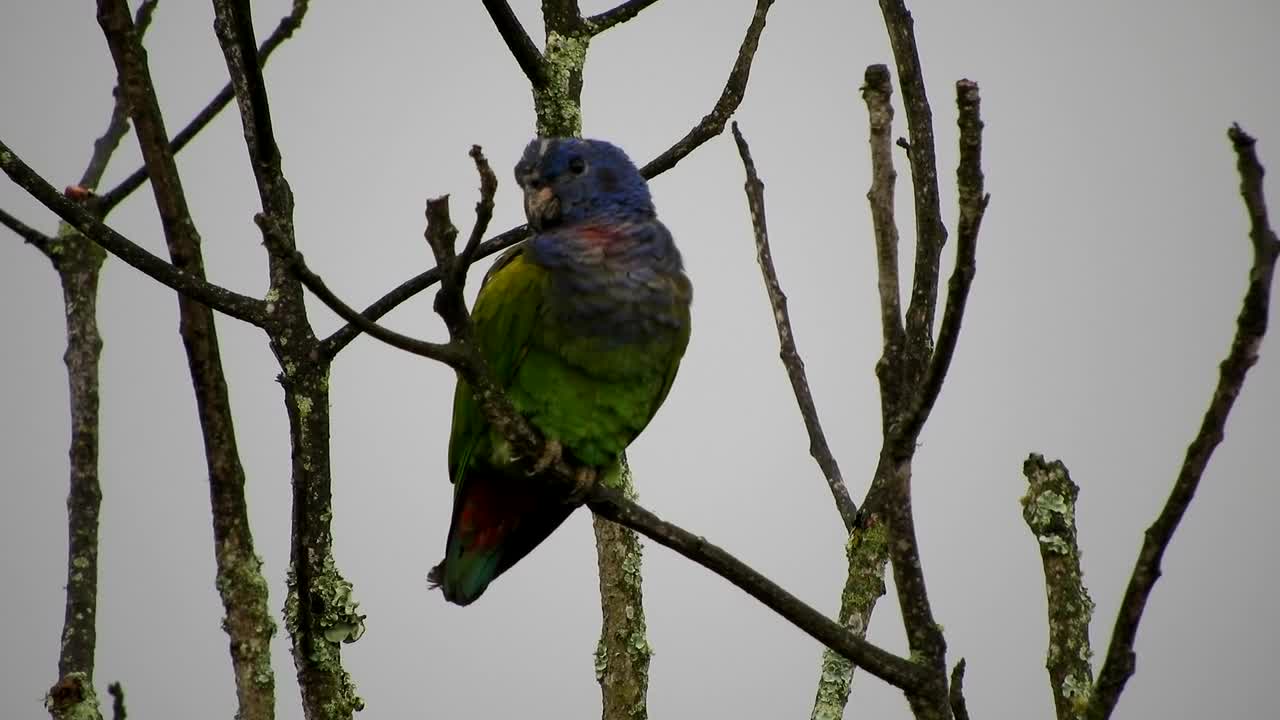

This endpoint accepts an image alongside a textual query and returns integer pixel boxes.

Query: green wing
[446,246,547,482]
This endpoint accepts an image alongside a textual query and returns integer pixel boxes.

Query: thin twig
[289,204,930,695]
[863,64,905,350]
[1022,454,1095,720]
[583,0,662,34]
[482,0,547,87]
[456,145,498,287]
[0,140,267,326]
[107,682,126,720]
[949,660,970,720]
[96,1,309,214]
[878,0,948,356]
[639,0,773,178]
[861,63,907,427]
[1088,125,1280,720]
[731,122,858,531]
[0,205,51,251]
[892,79,988,453]
[316,223,529,360]
[80,0,156,192]
[290,251,463,364]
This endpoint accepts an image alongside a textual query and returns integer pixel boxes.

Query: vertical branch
[862,63,907,425]
[1088,125,1280,720]
[593,459,652,720]
[1022,455,1095,720]
[208,1,362,718]
[95,2,278,719]
[809,520,890,720]
[534,0,588,137]
[877,0,947,357]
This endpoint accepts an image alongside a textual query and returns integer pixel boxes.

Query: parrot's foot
[566,466,597,504]
[529,439,562,475]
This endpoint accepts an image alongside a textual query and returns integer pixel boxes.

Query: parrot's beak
[524,185,560,230]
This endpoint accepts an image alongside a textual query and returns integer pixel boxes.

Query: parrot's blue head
[515,138,653,230]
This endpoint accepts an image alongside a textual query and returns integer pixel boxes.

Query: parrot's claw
[529,439,563,475]
[566,466,597,505]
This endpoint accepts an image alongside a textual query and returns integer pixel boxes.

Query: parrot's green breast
[449,245,691,475]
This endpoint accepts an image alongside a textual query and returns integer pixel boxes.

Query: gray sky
[3,1,1278,718]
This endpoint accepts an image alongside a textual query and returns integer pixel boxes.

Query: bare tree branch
[482,0,547,87]
[288,251,463,363]
[1088,124,1280,720]
[731,121,858,531]
[316,223,528,360]
[455,146,498,290]
[892,79,988,451]
[861,64,908,430]
[0,141,268,323]
[809,520,891,720]
[639,0,773,178]
[96,3,278,719]
[1022,454,1095,720]
[107,682,126,720]
[593,458,652,720]
[877,0,948,358]
[36,8,153,719]
[583,0,661,35]
[0,205,51,251]
[80,0,156,193]
[949,660,970,720]
[96,1,310,215]
[876,454,948,720]
[209,1,362,717]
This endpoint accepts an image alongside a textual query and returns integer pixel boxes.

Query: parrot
[429,137,692,606]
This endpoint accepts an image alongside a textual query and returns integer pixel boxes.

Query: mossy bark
[810,521,890,720]
[1022,454,1094,720]
[45,229,106,720]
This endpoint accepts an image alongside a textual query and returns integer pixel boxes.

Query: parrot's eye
[568,156,587,175]
[525,176,545,190]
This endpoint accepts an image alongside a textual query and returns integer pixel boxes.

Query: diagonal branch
[482,0,547,87]
[1088,125,1280,720]
[731,121,858,531]
[95,1,309,215]
[0,205,51,251]
[289,251,463,365]
[639,0,773,178]
[0,139,267,326]
[80,0,156,193]
[583,0,662,35]
[316,223,528,360]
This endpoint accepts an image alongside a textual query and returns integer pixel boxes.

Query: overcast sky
[2,1,1278,718]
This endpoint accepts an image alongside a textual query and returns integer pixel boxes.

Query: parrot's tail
[429,469,575,606]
